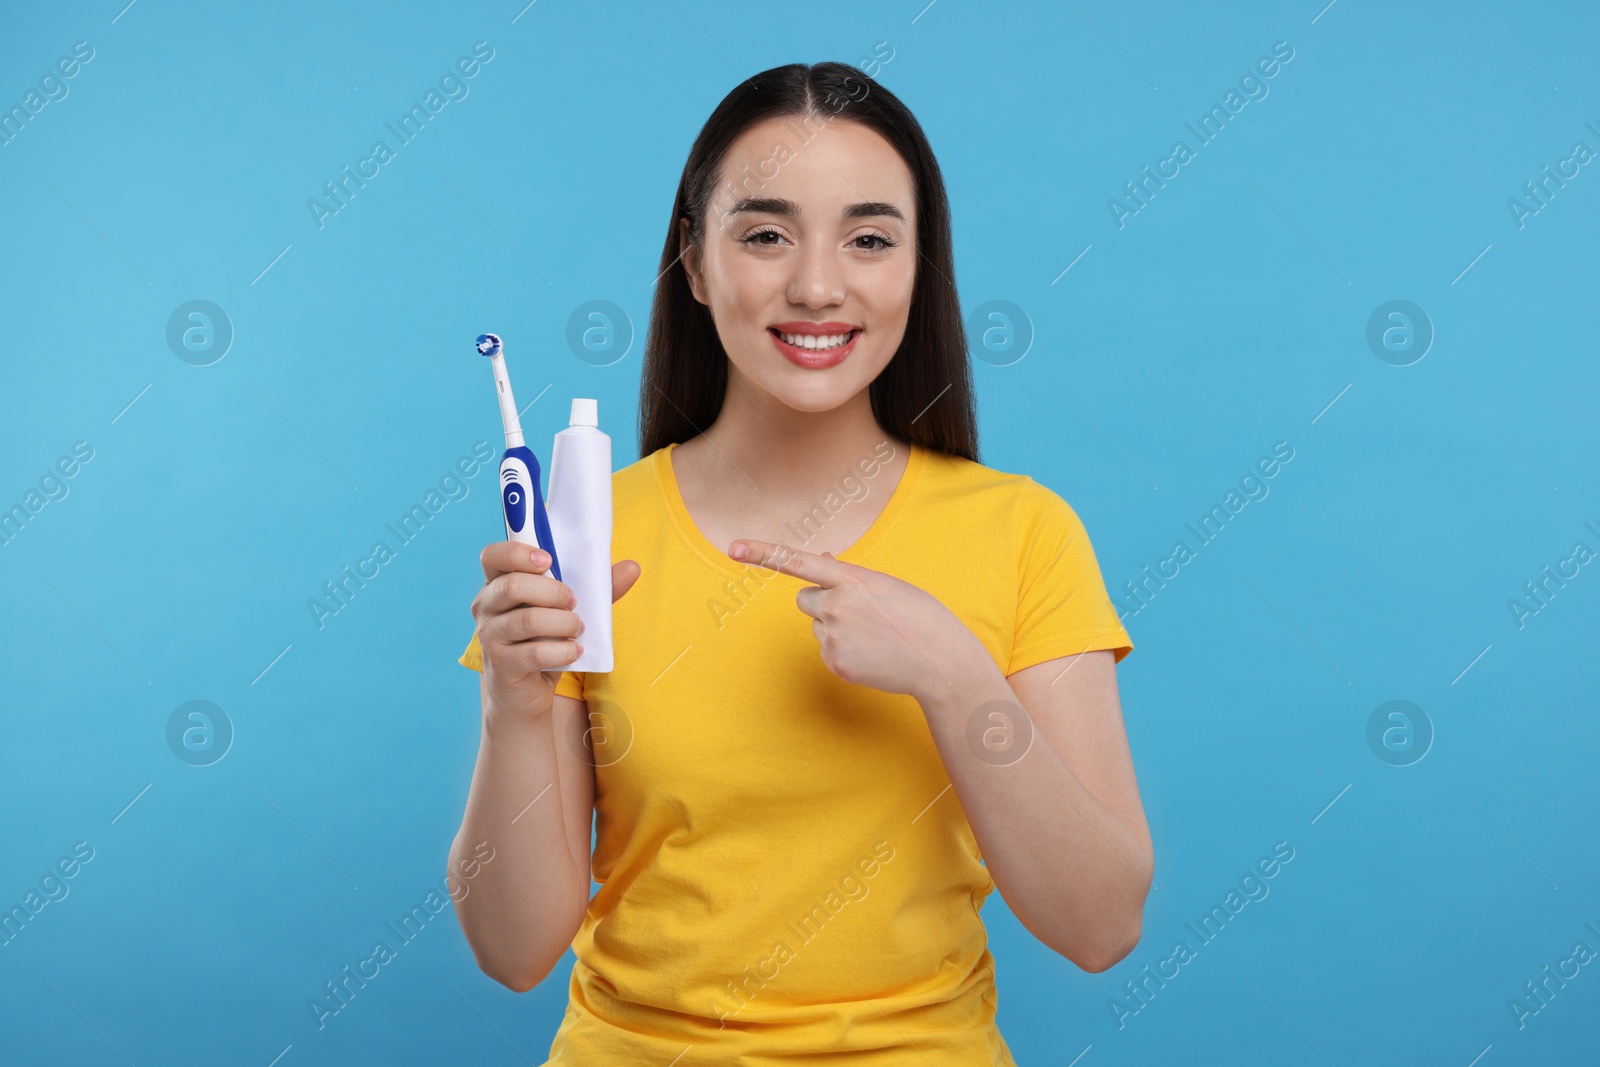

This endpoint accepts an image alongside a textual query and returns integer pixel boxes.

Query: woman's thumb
[611,559,642,602]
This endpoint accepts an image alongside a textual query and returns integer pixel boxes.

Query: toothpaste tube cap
[570,398,599,428]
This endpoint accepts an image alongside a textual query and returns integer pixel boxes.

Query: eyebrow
[725,196,906,223]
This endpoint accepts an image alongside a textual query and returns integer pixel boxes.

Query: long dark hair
[636,61,979,463]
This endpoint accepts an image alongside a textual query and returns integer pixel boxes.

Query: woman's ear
[678,217,707,306]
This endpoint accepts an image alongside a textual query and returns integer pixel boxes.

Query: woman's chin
[726,345,889,414]
[765,373,873,414]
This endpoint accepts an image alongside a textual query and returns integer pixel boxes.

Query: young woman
[453,61,1152,1065]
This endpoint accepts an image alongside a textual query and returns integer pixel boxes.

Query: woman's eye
[852,232,896,251]
[740,228,785,246]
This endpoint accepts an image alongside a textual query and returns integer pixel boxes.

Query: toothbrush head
[475,333,502,358]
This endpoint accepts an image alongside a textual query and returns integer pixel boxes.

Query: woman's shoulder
[913,448,1098,558]
[609,448,664,518]
[915,446,1072,515]
[612,448,659,489]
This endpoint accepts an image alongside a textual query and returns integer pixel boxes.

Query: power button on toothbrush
[503,479,527,533]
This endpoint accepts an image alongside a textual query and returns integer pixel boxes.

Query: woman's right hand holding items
[471,542,639,723]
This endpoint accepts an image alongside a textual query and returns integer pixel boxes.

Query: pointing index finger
[728,539,843,587]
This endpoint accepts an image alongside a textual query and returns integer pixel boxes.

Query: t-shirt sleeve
[458,630,586,701]
[1007,478,1133,675]
[459,630,484,671]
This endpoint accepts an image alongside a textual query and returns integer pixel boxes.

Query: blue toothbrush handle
[499,446,562,582]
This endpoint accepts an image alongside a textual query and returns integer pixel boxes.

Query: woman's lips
[768,327,860,369]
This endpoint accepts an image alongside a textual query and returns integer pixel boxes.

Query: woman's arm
[724,538,1152,972]
[449,689,594,992]
[914,647,1152,972]
[449,544,639,991]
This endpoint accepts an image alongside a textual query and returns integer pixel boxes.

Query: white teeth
[779,331,852,349]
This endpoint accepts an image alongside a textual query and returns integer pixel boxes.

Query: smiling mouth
[769,327,859,350]
[767,327,861,369]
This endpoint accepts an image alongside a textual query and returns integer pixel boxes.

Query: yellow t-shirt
[459,439,1132,1065]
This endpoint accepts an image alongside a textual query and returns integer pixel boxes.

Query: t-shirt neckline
[654,438,926,578]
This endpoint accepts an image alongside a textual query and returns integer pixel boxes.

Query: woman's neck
[669,367,911,552]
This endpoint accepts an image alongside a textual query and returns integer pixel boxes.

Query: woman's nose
[787,245,845,307]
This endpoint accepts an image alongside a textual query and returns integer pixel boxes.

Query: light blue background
[2,1,1596,1063]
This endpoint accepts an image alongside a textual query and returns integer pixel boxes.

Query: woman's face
[681,115,918,414]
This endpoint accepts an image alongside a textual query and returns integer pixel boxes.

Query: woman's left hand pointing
[727,539,988,702]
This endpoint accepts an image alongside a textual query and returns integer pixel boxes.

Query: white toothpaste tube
[546,398,614,672]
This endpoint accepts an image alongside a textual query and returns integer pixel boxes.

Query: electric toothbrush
[475,332,561,582]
